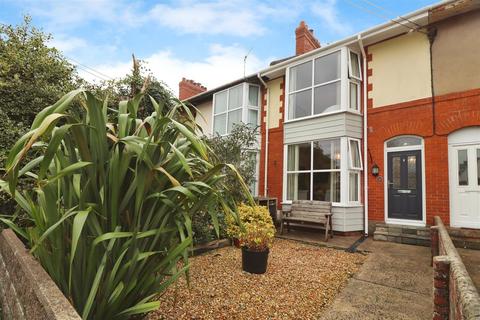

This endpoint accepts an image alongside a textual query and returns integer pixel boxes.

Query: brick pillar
[433,256,450,320]
[431,226,439,266]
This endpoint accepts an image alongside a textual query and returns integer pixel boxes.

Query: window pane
[248,109,258,127]
[349,140,361,168]
[213,114,226,135]
[314,81,340,115]
[287,143,311,171]
[350,82,359,111]
[392,156,401,189]
[214,91,227,114]
[407,156,417,189]
[313,139,340,170]
[288,89,312,119]
[228,85,243,110]
[248,85,259,106]
[227,109,242,133]
[289,61,312,92]
[349,51,360,79]
[313,172,340,202]
[458,149,468,186]
[387,136,422,148]
[287,173,310,200]
[314,51,341,84]
[349,172,359,202]
[477,149,480,185]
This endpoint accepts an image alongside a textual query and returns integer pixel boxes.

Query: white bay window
[213,83,260,135]
[285,137,363,205]
[287,47,362,120]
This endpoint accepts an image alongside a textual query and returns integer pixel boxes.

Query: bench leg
[280,221,284,235]
[287,221,290,233]
[324,220,329,242]
[330,216,333,238]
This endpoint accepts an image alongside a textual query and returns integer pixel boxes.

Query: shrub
[192,210,227,245]
[0,89,252,319]
[226,204,275,251]
[207,123,258,203]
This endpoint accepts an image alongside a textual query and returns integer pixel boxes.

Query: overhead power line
[359,0,422,29]
[344,0,427,34]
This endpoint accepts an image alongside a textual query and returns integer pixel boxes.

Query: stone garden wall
[0,229,80,319]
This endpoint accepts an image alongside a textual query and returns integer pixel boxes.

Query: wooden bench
[280,200,333,241]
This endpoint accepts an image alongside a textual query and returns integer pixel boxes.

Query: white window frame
[285,47,362,123]
[212,82,261,136]
[284,139,342,205]
[283,137,364,206]
[348,138,362,204]
[348,138,363,170]
[348,49,362,81]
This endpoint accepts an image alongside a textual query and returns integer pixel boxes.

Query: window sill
[281,201,363,208]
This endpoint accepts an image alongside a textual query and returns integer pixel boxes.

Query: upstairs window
[288,51,341,120]
[213,83,260,135]
[287,48,363,120]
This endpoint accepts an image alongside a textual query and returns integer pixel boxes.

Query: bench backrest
[290,200,332,222]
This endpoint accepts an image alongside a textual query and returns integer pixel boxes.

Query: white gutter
[257,73,269,197]
[358,35,369,236]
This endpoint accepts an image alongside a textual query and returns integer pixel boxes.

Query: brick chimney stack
[178,78,207,100]
[295,21,321,55]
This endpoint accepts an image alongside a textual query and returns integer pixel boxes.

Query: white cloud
[48,35,88,53]
[148,0,300,37]
[311,0,353,35]
[79,44,268,95]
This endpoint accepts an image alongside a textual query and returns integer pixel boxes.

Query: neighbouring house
[180,0,480,236]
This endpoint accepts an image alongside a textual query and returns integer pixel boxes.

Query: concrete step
[373,223,431,247]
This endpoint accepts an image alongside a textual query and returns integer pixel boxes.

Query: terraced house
[180,0,480,237]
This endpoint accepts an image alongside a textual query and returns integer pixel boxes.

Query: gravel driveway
[148,239,366,320]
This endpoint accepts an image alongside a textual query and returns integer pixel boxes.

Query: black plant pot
[241,247,269,274]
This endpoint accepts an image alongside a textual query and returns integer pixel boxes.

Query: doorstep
[373,223,430,247]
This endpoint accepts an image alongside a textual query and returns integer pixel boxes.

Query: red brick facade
[367,86,480,226]
[259,77,286,208]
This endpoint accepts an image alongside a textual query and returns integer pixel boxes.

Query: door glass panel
[458,149,469,186]
[407,156,417,189]
[477,149,480,186]
[387,137,421,148]
[392,156,401,189]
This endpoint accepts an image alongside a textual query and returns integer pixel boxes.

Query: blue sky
[0,0,438,93]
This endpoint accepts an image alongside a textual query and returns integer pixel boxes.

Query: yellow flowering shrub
[226,204,275,251]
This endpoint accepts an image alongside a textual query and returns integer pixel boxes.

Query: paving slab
[320,238,433,320]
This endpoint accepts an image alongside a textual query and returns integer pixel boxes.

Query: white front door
[449,138,480,228]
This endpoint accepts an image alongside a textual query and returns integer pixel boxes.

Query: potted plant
[235,204,275,274]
